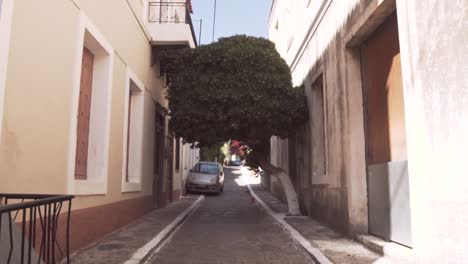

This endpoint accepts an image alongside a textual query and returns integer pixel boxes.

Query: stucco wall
[0,0,13,141]
[271,0,468,260]
[0,0,79,195]
[396,0,468,262]
[269,0,370,233]
[0,0,167,210]
[269,0,406,233]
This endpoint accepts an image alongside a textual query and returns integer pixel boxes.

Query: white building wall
[270,0,468,261]
[269,0,367,232]
[396,0,468,262]
[0,0,13,141]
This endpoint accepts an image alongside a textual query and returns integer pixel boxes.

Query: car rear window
[193,163,219,174]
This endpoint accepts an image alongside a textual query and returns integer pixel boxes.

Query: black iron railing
[148,1,198,46]
[0,194,74,264]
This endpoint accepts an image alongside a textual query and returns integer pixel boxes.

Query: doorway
[153,109,166,208]
[165,133,174,204]
[360,12,412,247]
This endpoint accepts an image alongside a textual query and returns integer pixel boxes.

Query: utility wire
[212,0,217,42]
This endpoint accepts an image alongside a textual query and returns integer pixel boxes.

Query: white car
[186,162,225,194]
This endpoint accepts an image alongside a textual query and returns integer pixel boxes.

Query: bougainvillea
[229,140,249,158]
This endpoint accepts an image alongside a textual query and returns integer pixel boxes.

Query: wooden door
[75,47,94,180]
[361,12,412,247]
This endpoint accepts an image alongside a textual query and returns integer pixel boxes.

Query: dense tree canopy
[167,35,308,152]
[199,142,227,163]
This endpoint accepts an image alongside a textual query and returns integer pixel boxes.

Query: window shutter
[75,47,94,180]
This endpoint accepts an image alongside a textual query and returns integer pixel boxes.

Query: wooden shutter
[75,47,94,180]
[126,92,132,182]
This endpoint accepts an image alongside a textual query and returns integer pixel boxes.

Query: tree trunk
[259,161,301,216]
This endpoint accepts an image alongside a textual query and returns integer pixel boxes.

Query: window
[0,0,13,141]
[310,75,327,177]
[175,138,181,171]
[67,13,114,195]
[122,67,145,192]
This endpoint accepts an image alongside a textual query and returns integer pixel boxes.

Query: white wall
[272,0,468,260]
[269,0,369,232]
[147,23,195,48]
[397,0,468,262]
[0,0,13,141]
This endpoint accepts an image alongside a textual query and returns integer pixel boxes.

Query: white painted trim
[124,196,204,264]
[247,183,333,264]
[67,12,115,195]
[122,67,145,193]
[0,0,14,141]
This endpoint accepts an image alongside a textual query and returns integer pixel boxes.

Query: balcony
[147,1,197,48]
[0,194,74,264]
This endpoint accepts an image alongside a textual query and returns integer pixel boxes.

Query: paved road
[148,167,314,264]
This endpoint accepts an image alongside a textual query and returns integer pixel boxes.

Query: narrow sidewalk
[71,196,201,264]
[249,184,393,264]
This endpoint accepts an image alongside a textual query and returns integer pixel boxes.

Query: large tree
[167,35,308,215]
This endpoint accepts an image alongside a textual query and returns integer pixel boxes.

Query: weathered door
[153,111,166,208]
[166,135,174,203]
[361,12,412,247]
[288,123,311,215]
[75,47,94,180]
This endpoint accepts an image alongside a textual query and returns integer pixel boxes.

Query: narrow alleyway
[147,167,315,264]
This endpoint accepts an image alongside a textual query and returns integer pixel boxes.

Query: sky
[191,0,272,45]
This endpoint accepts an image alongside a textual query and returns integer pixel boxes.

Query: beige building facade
[0,0,199,253]
[269,0,468,262]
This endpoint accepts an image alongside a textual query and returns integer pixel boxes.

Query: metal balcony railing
[148,1,190,24]
[148,1,198,46]
[0,194,74,264]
